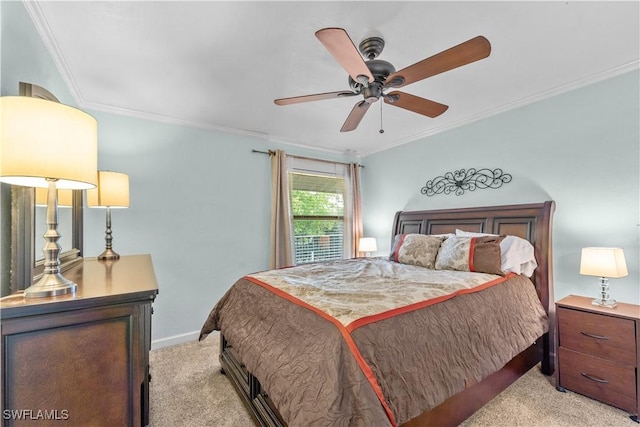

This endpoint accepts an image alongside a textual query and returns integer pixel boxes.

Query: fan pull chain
[379,101,384,134]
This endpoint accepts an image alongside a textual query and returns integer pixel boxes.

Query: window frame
[288,160,353,264]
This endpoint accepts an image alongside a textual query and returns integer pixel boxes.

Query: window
[286,155,357,265]
[290,172,346,264]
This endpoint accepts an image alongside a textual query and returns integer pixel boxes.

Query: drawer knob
[580,331,609,340]
[580,372,609,384]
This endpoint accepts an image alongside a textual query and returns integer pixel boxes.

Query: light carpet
[149,332,635,426]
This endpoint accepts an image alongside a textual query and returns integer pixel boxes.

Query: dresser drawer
[559,347,636,412]
[558,307,636,365]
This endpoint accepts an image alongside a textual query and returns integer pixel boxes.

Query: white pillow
[430,233,455,238]
[454,229,537,277]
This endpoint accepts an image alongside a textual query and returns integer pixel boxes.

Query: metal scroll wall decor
[421,168,512,196]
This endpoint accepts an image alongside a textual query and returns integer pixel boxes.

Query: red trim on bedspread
[243,272,516,427]
[244,275,398,426]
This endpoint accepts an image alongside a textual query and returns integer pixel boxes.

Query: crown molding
[23,1,87,106]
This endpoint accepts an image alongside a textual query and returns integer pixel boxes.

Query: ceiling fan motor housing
[349,59,396,99]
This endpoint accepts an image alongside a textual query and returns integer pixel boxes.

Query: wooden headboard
[392,201,556,373]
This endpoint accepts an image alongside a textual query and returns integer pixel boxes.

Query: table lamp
[87,171,130,260]
[0,96,97,297]
[580,247,628,308]
[359,237,377,257]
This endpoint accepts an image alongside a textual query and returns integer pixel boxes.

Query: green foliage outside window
[290,189,344,237]
[289,171,345,238]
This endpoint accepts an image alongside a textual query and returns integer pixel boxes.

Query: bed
[200,201,556,426]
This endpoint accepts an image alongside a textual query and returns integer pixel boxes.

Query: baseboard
[151,330,201,350]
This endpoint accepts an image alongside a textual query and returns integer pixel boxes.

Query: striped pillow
[435,236,505,275]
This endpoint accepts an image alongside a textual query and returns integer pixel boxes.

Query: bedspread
[200,258,548,426]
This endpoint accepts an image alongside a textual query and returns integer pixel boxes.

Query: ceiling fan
[274,28,491,132]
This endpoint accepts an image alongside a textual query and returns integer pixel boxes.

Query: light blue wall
[0,2,74,102]
[0,1,356,346]
[361,70,640,305]
[81,113,355,344]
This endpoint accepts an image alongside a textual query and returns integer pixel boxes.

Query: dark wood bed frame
[219,201,556,427]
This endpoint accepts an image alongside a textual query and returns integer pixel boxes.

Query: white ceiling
[25,1,639,156]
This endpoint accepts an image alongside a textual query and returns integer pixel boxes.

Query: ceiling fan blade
[316,28,374,84]
[385,36,491,88]
[341,100,371,132]
[274,90,357,106]
[384,91,448,118]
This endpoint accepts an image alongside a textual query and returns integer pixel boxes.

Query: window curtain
[269,150,293,269]
[349,163,364,258]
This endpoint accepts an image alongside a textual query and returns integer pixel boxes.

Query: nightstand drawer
[559,347,636,412]
[558,307,636,365]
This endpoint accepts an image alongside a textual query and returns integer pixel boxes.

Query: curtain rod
[251,149,364,168]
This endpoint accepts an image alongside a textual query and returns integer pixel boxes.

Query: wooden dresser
[556,294,639,422]
[0,255,158,427]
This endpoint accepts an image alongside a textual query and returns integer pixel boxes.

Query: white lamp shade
[87,171,130,208]
[580,247,628,278]
[35,187,74,207]
[359,237,378,253]
[0,96,97,189]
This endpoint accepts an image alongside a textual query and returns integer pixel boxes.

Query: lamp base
[592,297,617,308]
[98,248,120,260]
[593,276,617,308]
[24,273,77,298]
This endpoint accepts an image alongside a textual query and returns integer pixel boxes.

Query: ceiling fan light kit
[274,28,491,132]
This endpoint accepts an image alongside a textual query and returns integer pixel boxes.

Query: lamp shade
[35,187,74,207]
[0,96,97,189]
[359,237,378,253]
[580,247,628,278]
[87,171,130,208]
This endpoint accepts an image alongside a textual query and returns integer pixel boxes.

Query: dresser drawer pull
[580,331,608,340]
[580,372,609,384]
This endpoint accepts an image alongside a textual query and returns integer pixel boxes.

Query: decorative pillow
[455,229,537,277]
[435,236,505,275]
[389,234,446,269]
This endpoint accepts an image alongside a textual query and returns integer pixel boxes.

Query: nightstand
[556,295,639,422]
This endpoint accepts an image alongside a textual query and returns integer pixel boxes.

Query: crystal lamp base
[592,276,617,308]
[592,297,617,308]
